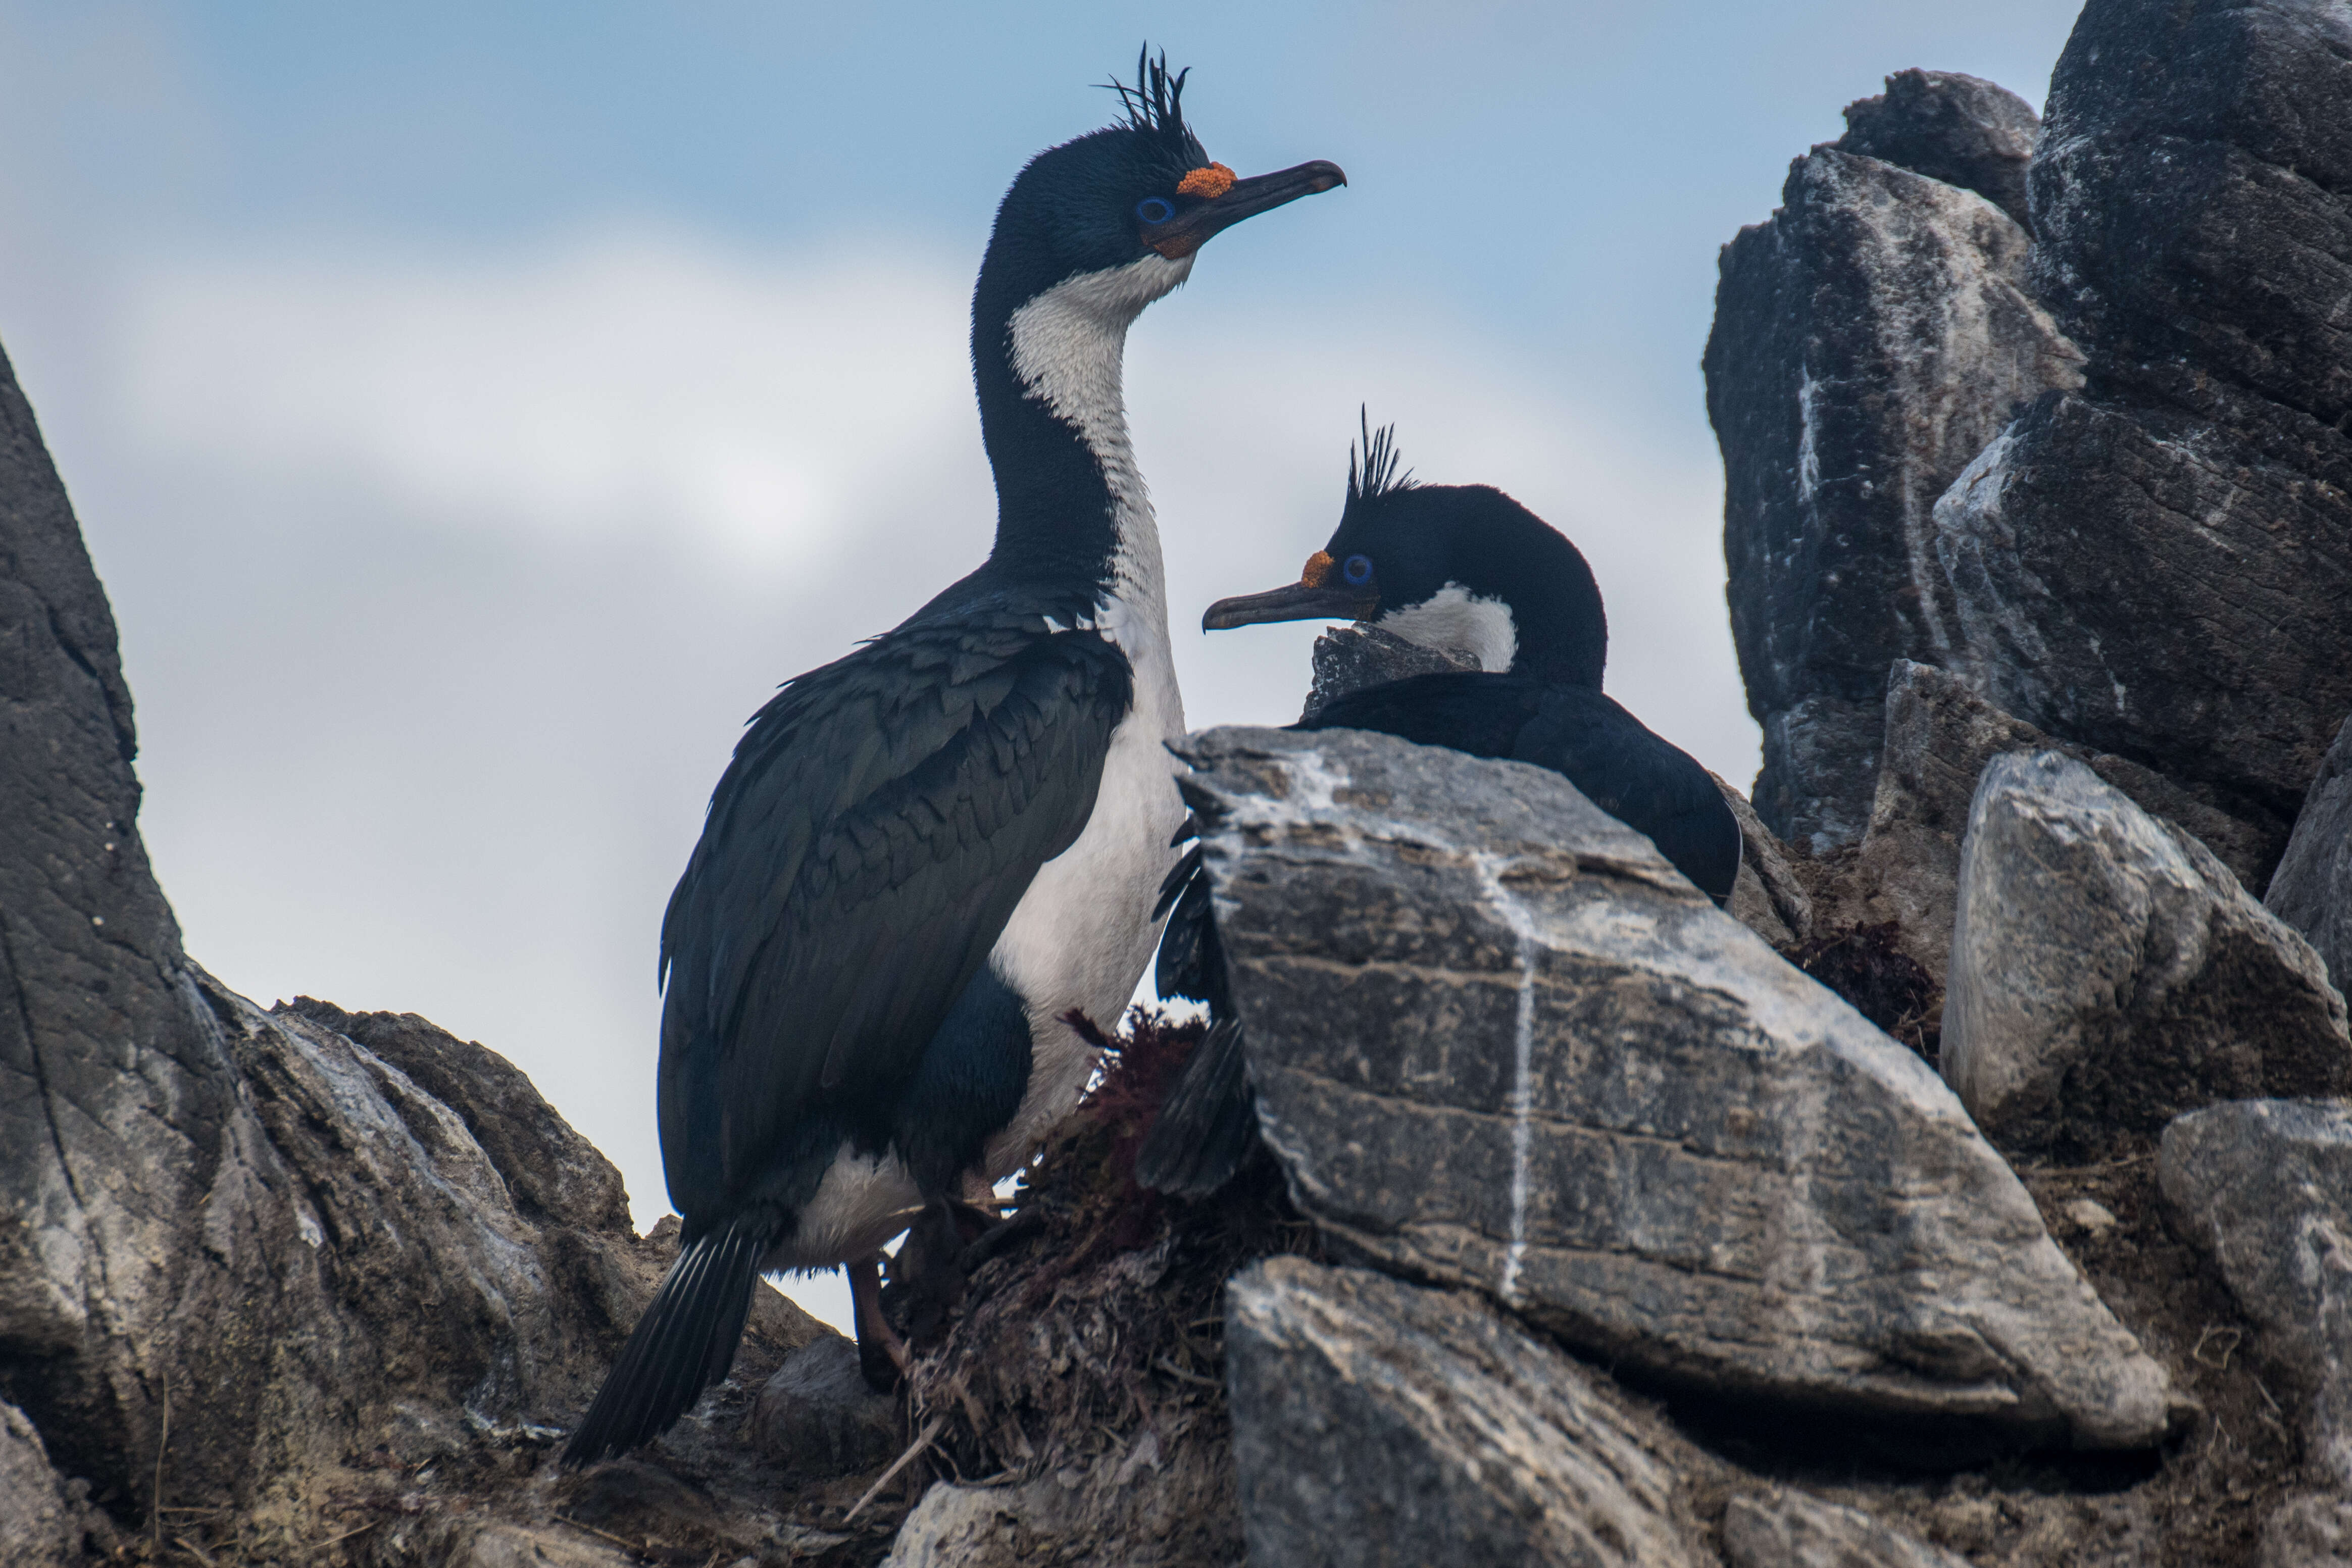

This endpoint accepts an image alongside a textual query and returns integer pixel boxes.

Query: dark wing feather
[1306,673,1740,905]
[657,616,1131,1219]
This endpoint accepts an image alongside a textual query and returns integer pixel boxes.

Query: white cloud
[86,226,1757,1336]
[119,233,986,568]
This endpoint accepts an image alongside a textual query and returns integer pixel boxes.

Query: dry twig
[847,1414,948,1522]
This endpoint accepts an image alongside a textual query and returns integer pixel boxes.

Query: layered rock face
[1705,73,2082,851]
[2269,715,2352,994]
[0,340,831,1561]
[2163,1101,2352,1561]
[1711,0,2352,877]
[1224,1257,1709,1567]
[1182,725,2174,1451]
[1851,661,2277,982]
[0,338,246,1520]
[1941,751,2349,1154]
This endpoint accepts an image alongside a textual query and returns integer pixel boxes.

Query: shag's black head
[1203,414,1610,689]
[974,49,1345,321]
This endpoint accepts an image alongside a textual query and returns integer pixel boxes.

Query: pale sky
[0,2,2082,1331]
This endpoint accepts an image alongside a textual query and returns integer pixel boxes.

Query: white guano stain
[1470,850,1543,1307]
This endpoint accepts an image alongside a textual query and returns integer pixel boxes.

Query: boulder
[2262,1493,2352,1568]
[282,997,634,1235]
[1300,623,1475,722]
[1224,1256,1708,1567]
[881,1427,1233,1568]
[0,336,267,1510]
[1180,724,2175,1450]
[0,334,699,1535]
[1929,385,2349,881]
[1705,91,2083,852]
[1854,662,2274,981]
[1716,774,1814,952]
[0,1401,110,1567]
[2029,0,2352,428]
[1927,0,2352,878]
[751,1336,900,1477]
[1941,751,2350,1154]
[2268,714,2352,994]
[2161,1100,2352,1489]
[1836,69,2040,230]
[1723,1489,1971,1568]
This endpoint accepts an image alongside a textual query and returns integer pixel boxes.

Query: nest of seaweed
[1794,919,1943,1067]
[900,1008,1315,1488]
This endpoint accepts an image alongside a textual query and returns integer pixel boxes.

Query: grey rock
[1922,0,2352,879]
[1705,140,2083,851]
[1930,383,2348,883]
[1723,1489,1971,1568]
[0,1400,110,1567]
[2269,714,2352,994]
[1716,773,1814,952]
[884,1486,1038,1567]
[1224,1255,1707,1568]
[1300,623,1475,723]
[1836,69,2041,230]
[1182,724,2175,1449]
[283,997,632,1234]
[204,981,668,1446]
[2263,1492,2352,1568]
[2161,1099,2352,1489]
[882,1426,1230,1568]
[1942,752,2350,1153]
[752,1336,899,1476]
[0,327,698,1532]
[0,334,257,1508]
[1855,662,2275,981]
[367,1517,639,1567]
[2031,0,2352,428]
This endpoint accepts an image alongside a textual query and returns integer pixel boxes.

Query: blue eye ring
[1342,553,1374,585]
[1135,196,1176,225]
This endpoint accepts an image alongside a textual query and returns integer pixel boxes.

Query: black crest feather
[1106,46,1201,162]
[1347,408,1417,503]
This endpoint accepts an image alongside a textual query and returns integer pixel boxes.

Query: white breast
[765,257,1200,1271]
[983,252,1195,1174]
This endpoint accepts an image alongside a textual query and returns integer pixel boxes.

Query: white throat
[1377,582,1520,673]
[984,253,1198,1174]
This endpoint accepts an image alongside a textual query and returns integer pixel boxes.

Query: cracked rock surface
[1225,1256,1709,1567]
[1854,662,2277,982]
[1180,723,2175,1450]
[1926,0,2352,878]
[1705,75,2081,852]
[1942,751,2350,1154]
[2268,713,2352,998]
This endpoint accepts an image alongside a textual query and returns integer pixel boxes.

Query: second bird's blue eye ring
[1135,196,1176,225]
[1342,554,1373,585]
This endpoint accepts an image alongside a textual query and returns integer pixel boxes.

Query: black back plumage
[1140,425,1743,1198]
[1304,674,1740,900]
[658,598,1132,1222]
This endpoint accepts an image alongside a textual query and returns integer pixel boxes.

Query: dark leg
[848,1254,909,1391]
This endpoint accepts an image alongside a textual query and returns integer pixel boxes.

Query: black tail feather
[1143,847,1262,1197]
[1135,1017,1258,1198]
[562,1222,766,1466]
[1153,848,1218,1007]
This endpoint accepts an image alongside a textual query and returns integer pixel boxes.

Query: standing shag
[564,56,1342,1466]
[1137,420,1738,1197]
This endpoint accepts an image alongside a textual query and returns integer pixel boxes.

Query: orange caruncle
[1176,162,1236,199]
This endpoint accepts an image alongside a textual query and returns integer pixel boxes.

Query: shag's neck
[972,254,1192,600]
